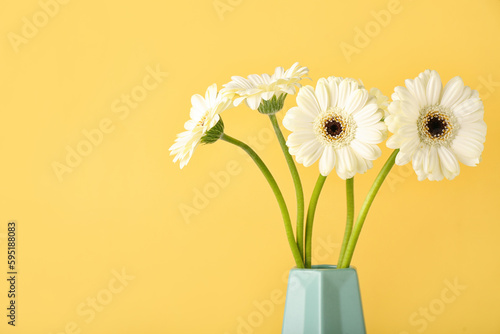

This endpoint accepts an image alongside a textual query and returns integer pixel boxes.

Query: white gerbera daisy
[283,77,387,179]
[169,84,232,168]
[386,70,487,181]
[223,62,309,110]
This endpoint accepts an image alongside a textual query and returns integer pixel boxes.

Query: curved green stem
[339,149,399,269]
[268,114,305,260]
[305,174,328,268]
[337,177,354,266]
[221,133,304,268]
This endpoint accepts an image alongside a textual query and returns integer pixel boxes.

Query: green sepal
[257,94,288,115]
[201,117,224,144]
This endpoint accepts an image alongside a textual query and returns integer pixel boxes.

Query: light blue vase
[281,265,366,334]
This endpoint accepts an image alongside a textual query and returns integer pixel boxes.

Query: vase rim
[292,265,357,270]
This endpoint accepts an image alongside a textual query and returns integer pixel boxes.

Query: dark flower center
[425,116,448,138]
[314,109,356,147]
[325,119,343,137]
[417,106,456,146]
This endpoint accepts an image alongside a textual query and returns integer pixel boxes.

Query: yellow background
[1,0,499,333]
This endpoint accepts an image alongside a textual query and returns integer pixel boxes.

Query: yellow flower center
[197,112,209,127]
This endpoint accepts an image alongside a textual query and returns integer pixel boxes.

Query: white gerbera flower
[386,70,487,181]
[169,84,232,168]
[223,62,309,110]
[283,77,388,179]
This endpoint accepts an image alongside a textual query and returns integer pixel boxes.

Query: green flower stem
[268,114,305,260]
[338,149,399,269]
[305,174,328,268]
[221,133,304,268]
[337,177,354,267]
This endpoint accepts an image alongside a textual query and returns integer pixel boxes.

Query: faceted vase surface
[281,265,366,334]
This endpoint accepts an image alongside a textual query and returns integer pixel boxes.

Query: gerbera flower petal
[315,79,331,111]
[397,124,418,137]
[418,69,432,88]
[453,98,483,117]
[412,77,427,108]
[456,125,487,143]
[282,107,315,131]
[370,87,389,118]
[287,131,317,147]
[438,146,460,180]
[400,100,420,118]
[451,136,484,157]
[396,138,419,166]
[341,146,357,177]
[345,89,369,114]
[325,77,339,107]
[395,86,418,106]
[299,140,324,167]
[355,127,385,144]
[440,76,464,108]
[261,91,274,101]
[319,146,336,176]
[337,79,355,109]
[297,86,322,117]
[354,110,383,127]
[191,94,207,113]
[205,84,218,106]
[386,134,403,149]
[459,109,485,124]
[425,70,442,105]
[450,86,473,109]
[246,95,262,110]
[352,103,378,121]
[350,139,382,161]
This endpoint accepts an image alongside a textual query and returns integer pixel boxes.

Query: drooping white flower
[222,62,309,110]
[170,84,232,168]
[283,77,388,179]
[386,70,487,181]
